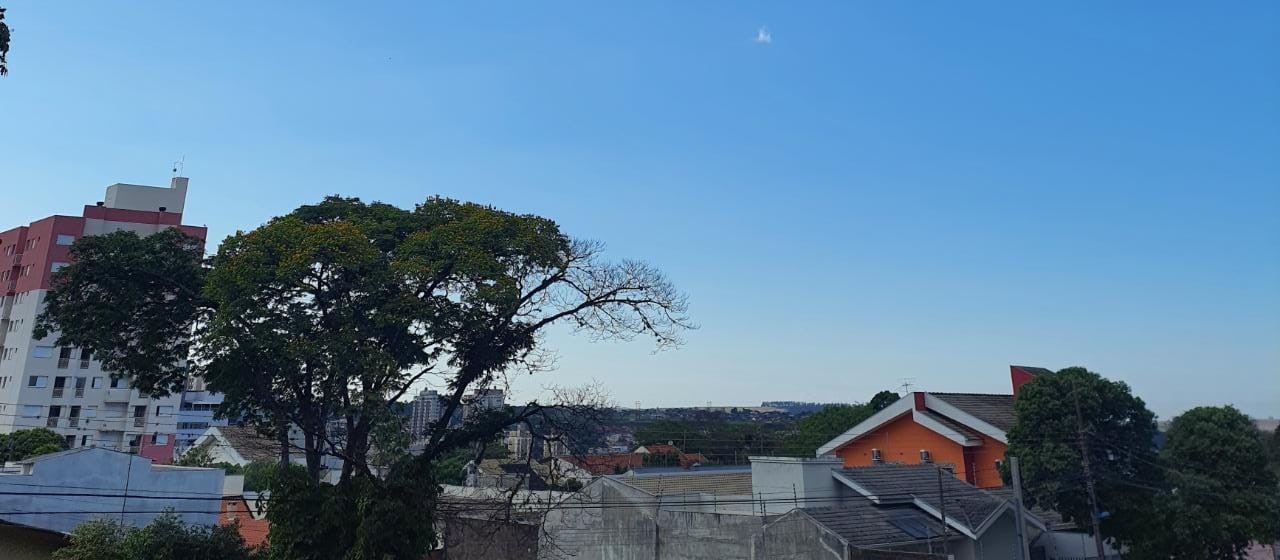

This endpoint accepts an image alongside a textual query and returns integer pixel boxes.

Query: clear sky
[1,2,1277,419]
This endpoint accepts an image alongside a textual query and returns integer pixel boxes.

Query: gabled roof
[1011,365,1054,377]
[816,390,1015,456]
[831,464,1043,539]
[928,393,1016,433]
[560,453,643,475]
[798,498,952,548]
[208,425,283,463]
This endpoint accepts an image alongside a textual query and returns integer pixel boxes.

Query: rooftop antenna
[171,155,185,177]
[634,401,641,410]
[899,377,917,394]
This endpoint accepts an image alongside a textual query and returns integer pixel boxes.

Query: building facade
[0,178,206,463]
[409,389,446,439]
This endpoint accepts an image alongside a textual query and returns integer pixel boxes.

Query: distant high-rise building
[0,178,206,464]
[409,389,445,439]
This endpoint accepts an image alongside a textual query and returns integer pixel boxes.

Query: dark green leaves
[35,228,206,396]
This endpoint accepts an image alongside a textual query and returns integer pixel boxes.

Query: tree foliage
[1124,406,1280,559]
[1005,367,1161,550]
[0,428,67,461]
[0,6,10,77]
[868,390,900,412]
[37,196,690,559]
[53,511,255,560]
[786,404,874,457]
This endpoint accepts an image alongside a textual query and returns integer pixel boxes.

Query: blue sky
[1,1,1277,418]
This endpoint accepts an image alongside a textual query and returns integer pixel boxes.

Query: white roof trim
[830,471,911,504]
[911,410,981,446]
[923,394,1008,444]
[815,397,914,456]
[910,498,981,540]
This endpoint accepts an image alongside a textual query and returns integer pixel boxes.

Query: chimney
[1010,365,1045,397]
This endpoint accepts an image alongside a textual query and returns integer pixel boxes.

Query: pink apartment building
[0,177,205,463]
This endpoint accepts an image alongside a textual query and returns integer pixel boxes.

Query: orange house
[816,366,1050,488]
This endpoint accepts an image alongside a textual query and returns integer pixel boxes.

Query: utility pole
[937,465,948,557]
[1073,387,1107,560]
[1009,457,1031,560]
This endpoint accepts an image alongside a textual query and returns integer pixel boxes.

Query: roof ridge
[927,392,1012,397]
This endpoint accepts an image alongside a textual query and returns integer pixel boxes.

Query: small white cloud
[755,26,772,45]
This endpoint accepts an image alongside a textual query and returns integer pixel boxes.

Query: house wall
[749,456,849,513]
[833,414,1006,488]
[0,448,223,534]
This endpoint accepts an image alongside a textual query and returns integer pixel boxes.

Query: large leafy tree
[0,428,67,461]
[1005,367,1161,550]
[54,511,255,560]
[867,390,900,412]
[1124,406,1280,559]
[37,196,690,559]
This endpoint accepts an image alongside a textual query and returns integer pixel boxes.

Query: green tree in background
[1005,367,1161,551]
[1267,428,1280,480]
[1124,406,1280,560]
[868,390,900,412]
[0,428,67,461]
[53,510,255,560]
[785,404,874,457]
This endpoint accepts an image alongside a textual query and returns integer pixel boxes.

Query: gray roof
[929,393,1016,432]
[985,487,1076,531]
[916,410,983,443]
[801,498,952,548]
[610,469,753,497]
[835,464,1005,533]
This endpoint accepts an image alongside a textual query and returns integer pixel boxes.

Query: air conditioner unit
[919,450,932,463]
[871,448,883,463]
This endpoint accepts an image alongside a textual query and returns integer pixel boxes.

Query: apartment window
[74,377,87,397]
[51,262,70,273]
[82,406,97,419]
[92,377,104,389]
[56,234,76,246]
[81,435,94,447]
[110,377,130,390]
[79,349,91,369]
[47,405,61,427]
[156,405,174,416]
[27,375,48,388]
[132,405,147,428]
[52,376,67,398]
[68,406,81,427]
[153,434,169,445]
[20,405,41,418]
[57,346,73,369]
[33,345,54,359]
[64,435,76,448]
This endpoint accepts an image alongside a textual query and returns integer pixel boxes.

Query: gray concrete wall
[656,509,763,560]
[755,510,847,560]
[0,448,223,533]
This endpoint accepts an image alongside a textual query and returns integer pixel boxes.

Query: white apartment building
[0,178,206,464]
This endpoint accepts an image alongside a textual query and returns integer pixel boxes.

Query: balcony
[94,417,125,431]
[51,387,64,398]
[74,387,84,398]
[103,388,131,402]
[67,417,79,428]
[45,417,59,428]
[133,416,147,428]
[57,358,70,369]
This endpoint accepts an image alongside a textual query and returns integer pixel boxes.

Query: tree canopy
[1005,367,1161,550]
[37,195,690,559]
[867,390,900,412]
[1124,406,1280,559]
[0,7,10,76]
[53,511,255,560]
[0,428,67,461]
[786,404,874,457]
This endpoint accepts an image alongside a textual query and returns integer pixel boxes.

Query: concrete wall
[755,510,847,560]
[104,178,188,214]
[445,517,540,560]
[656,509,763,560]
[0,448,223,533]
[749,456,849,513]
[540,477,659,560]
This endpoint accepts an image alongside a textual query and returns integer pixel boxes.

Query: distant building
[409,389,446,438]
[187,425,345,484]
[816,365,1049,489]
[175,376,227,454]
[761,401,852,415]
[0,178,207,464]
